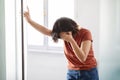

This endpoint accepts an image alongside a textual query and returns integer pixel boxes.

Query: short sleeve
[82,30,93,42]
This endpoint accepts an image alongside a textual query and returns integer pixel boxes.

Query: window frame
[27,0,76,52]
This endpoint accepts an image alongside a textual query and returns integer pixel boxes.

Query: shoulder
[78,28,91,35]
[78,28,93,41]
[81,28,91,32]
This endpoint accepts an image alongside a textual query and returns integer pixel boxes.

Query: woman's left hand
[60,32,74,42]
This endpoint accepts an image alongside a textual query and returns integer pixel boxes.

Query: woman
[24,7,99,80]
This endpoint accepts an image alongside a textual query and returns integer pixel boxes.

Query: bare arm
[60,32,91,63]
[70,39,91,63]
[27,20,52,36]
[24,7,52,36]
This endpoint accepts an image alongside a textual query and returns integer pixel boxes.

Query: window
[26,0,44,46]
[48,0,74,47]
[26,0,74,48]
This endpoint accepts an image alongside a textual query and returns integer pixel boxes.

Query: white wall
[27,52,67,80]
[99,0,120,80]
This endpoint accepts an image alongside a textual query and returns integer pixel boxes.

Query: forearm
[70,39,86,63]
[28,19,52,36]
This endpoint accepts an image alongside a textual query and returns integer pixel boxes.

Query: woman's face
[59,31,72,38]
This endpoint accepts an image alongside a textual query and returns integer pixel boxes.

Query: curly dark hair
[51,17,79,42]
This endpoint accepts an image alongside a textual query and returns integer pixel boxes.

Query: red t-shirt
[64,28,97,70]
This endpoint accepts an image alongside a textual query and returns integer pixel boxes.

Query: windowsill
[27,45,64,54]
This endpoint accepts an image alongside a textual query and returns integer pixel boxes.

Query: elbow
[76,51,88,63]
[80,56,87,63]
[80,58,86,63]
[80,52,88,63]
[83,58,87,62]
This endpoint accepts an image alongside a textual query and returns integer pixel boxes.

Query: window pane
[27,0,44,45]
[48,0,74,47]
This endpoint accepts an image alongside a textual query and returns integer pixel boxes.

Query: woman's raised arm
[23,7,52,36]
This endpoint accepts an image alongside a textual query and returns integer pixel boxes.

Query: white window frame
[27,0,77,53]
[5,0,24,80]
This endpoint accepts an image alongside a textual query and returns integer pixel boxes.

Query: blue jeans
[67,67,99,80]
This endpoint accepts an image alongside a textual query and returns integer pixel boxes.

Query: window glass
[27,0,44,45]
[26,0,74,47]
[48,0,74,47]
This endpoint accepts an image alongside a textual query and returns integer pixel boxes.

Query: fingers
[66,32,72,35]
[60,33,68,39]
[60,32,72,37]
[24,6,29,14]
[24,6,30,17]
[27,6,29,13]
[23,12,27,17]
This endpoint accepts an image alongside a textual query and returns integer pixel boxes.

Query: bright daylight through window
[26,0,74,47]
